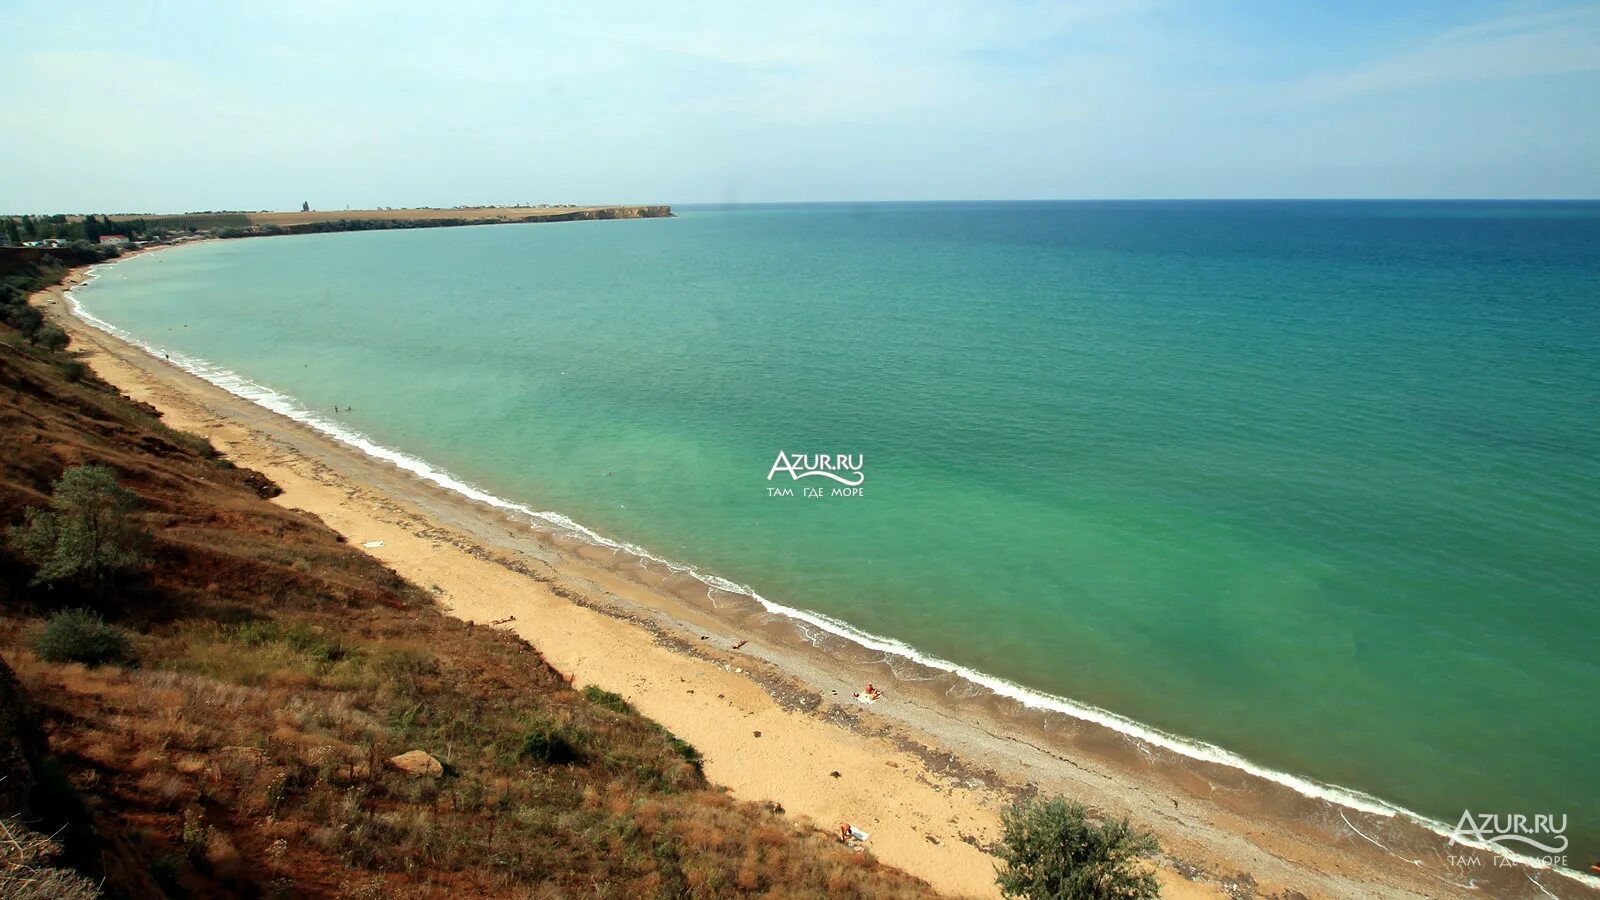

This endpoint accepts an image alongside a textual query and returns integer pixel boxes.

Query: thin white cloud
[1285,4,1600,104]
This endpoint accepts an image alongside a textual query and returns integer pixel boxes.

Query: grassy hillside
[0,272,933,898]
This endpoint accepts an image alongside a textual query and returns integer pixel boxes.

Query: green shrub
[10,464,150,589]
[520,719,584,765]
[4,303,42,338]
[56,360,87,382]
[667,735,703,771]
[35,324,68,350]
[232,619,350,662]
[582,685,636,716]
[995,797,1160,900]
[31,609,134,667]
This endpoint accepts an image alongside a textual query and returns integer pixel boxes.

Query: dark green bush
[31,609,134,667]
[667,735,702,770]
[995,797,1160,900]
[4,303,43,338]
[35,324,69,350]
[520,719,584,765]
[56,360,87,382]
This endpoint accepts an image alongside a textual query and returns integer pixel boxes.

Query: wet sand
[39,259,1599,900]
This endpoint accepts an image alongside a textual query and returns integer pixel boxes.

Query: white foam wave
[64,258,1600,891]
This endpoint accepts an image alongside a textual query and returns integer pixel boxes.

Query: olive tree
[11,465,150,590]
[995,797,1160,900]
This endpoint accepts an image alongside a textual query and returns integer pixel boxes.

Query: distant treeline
[1,212,255,246]
[0,243,119,345]
[133,212,251,232]
[2,214,139,245]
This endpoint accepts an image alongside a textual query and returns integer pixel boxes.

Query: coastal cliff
[518,205,673,223]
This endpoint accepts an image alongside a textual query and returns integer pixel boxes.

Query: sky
[2,0,1597,211]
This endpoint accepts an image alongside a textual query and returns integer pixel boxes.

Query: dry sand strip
[43,261,1556,900]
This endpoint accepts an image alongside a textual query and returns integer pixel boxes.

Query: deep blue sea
[75,201,1600,854]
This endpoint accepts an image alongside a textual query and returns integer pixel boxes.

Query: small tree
[995,797,1160,900]
[10,465,150,590]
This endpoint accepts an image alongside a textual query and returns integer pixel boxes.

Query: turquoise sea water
[77,202,1600,853]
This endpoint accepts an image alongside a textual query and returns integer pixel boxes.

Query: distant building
[98,234,131,246]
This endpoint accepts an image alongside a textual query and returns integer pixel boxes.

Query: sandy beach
[37,257,1598,900]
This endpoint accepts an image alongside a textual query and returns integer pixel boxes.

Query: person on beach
[837,823,869,843]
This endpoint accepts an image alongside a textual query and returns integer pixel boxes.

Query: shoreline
[65,252,1399,818]
[41,250,1600,899]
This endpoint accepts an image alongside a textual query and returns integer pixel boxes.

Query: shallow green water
[77,202,1600,850]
